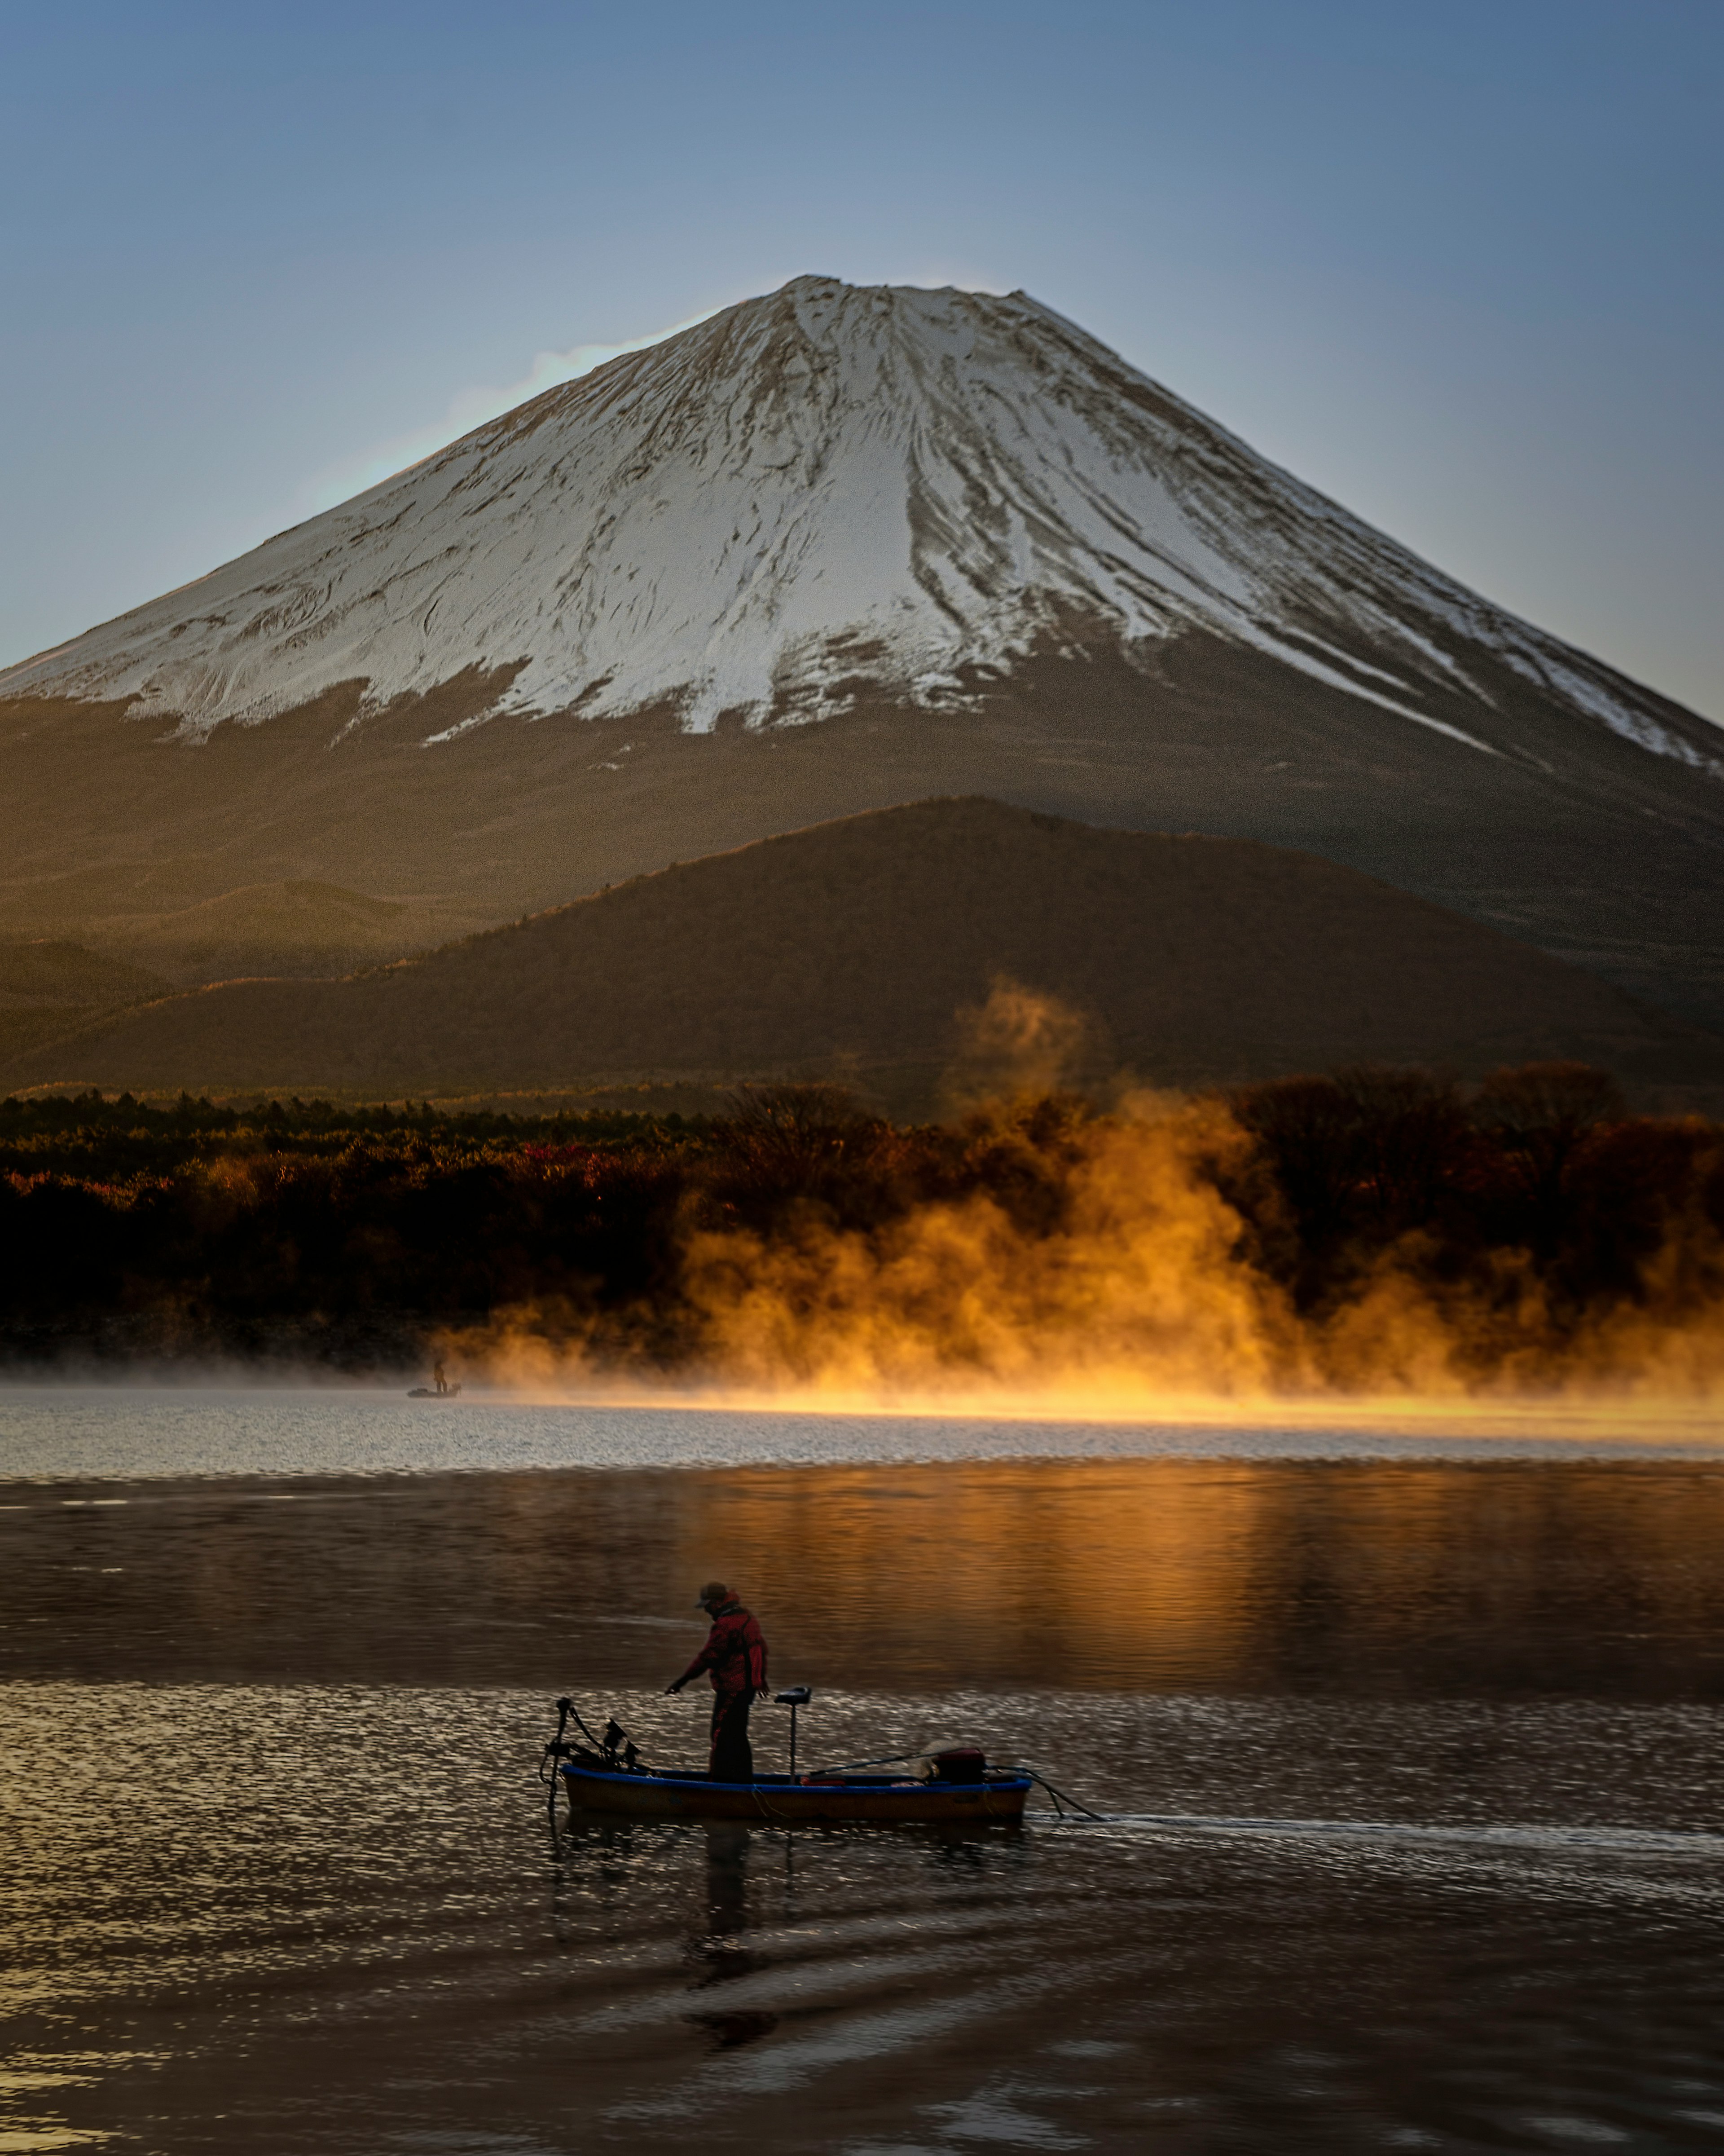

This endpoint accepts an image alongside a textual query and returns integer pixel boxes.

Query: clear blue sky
[4,0,1720,722]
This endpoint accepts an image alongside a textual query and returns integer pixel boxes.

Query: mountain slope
[11,800,1720,1114]
[0,939,169,1067]
[4,277,1723,1022]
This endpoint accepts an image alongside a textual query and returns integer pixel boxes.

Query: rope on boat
[1014,1768,1107,1822]
[749,1783,808,1824]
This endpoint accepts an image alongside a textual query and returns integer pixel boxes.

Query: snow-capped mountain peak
[4,274,1717,776]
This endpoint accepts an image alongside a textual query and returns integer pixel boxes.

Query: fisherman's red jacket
[678,1604,768,1699]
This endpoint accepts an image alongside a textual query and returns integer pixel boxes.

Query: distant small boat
[556,1748,1031,1825]
[405,1385,462,1399]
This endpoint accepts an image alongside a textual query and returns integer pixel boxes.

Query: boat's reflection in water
[552,1816,786,2053]
[690,1826,778,2049]
[559,1812,1024,2060]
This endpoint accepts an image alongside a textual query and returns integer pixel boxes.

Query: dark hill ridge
[10,800,1722,1114]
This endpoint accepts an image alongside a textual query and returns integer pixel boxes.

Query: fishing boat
[542,1694,1035,1826]
[557,1749,1032,1825]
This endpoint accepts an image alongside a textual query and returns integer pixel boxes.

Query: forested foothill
[1,1066,1720,1384]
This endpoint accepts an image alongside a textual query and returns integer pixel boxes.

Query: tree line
[1,1067,1719,1375]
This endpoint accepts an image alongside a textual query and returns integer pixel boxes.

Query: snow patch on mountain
[4,276,1716,776]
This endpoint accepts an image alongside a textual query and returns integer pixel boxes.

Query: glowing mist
[440,1092,1724,1423]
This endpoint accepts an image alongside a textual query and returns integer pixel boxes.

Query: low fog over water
[4,1384,1724,1481]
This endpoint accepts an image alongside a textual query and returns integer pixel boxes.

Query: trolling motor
[541,1693,641,1823]
[541,1697,574,1822]
[774,1686,812,1776]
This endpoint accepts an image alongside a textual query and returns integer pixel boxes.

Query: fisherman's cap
[698,1580,730,1605]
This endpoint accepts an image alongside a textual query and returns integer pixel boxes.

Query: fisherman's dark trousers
[709,1690,754,1782]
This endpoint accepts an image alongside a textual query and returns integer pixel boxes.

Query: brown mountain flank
[6,632,1724,1027]
[9,799,1721,1115]
[95,880,455,988]
[0,939,170,1068]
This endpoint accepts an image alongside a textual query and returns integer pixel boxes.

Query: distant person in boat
[433,1359,447,1397]
[665,1582,770,1782]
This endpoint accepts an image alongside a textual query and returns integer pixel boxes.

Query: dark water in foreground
[4,1430,1724,2152]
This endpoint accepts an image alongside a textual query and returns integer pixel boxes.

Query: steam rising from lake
[446,1092,1724,1420]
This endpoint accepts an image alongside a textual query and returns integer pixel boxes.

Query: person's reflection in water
[704,1824,750,1946]
[685,1825,778,2051]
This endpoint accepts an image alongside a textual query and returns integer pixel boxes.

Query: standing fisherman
[666,1582,769,1782]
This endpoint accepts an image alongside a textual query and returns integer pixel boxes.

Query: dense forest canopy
[3,1071,1720,1394]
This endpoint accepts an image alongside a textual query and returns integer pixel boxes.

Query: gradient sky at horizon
[4,0,1720,722]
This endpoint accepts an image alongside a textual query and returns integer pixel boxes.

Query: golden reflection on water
[675,1464,1272,1687]
[7,1459,1724,1698]
[614,1459,1724,1696]
[0,2067,113,2156]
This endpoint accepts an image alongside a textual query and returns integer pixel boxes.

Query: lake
[3,1389,1723,2152]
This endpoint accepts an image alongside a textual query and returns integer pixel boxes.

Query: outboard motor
[915,1746,988,1784]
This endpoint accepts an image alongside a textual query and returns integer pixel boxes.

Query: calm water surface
[3,1392,1723,2153]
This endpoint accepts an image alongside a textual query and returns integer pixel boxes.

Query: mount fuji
[5,275,1723,1028]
